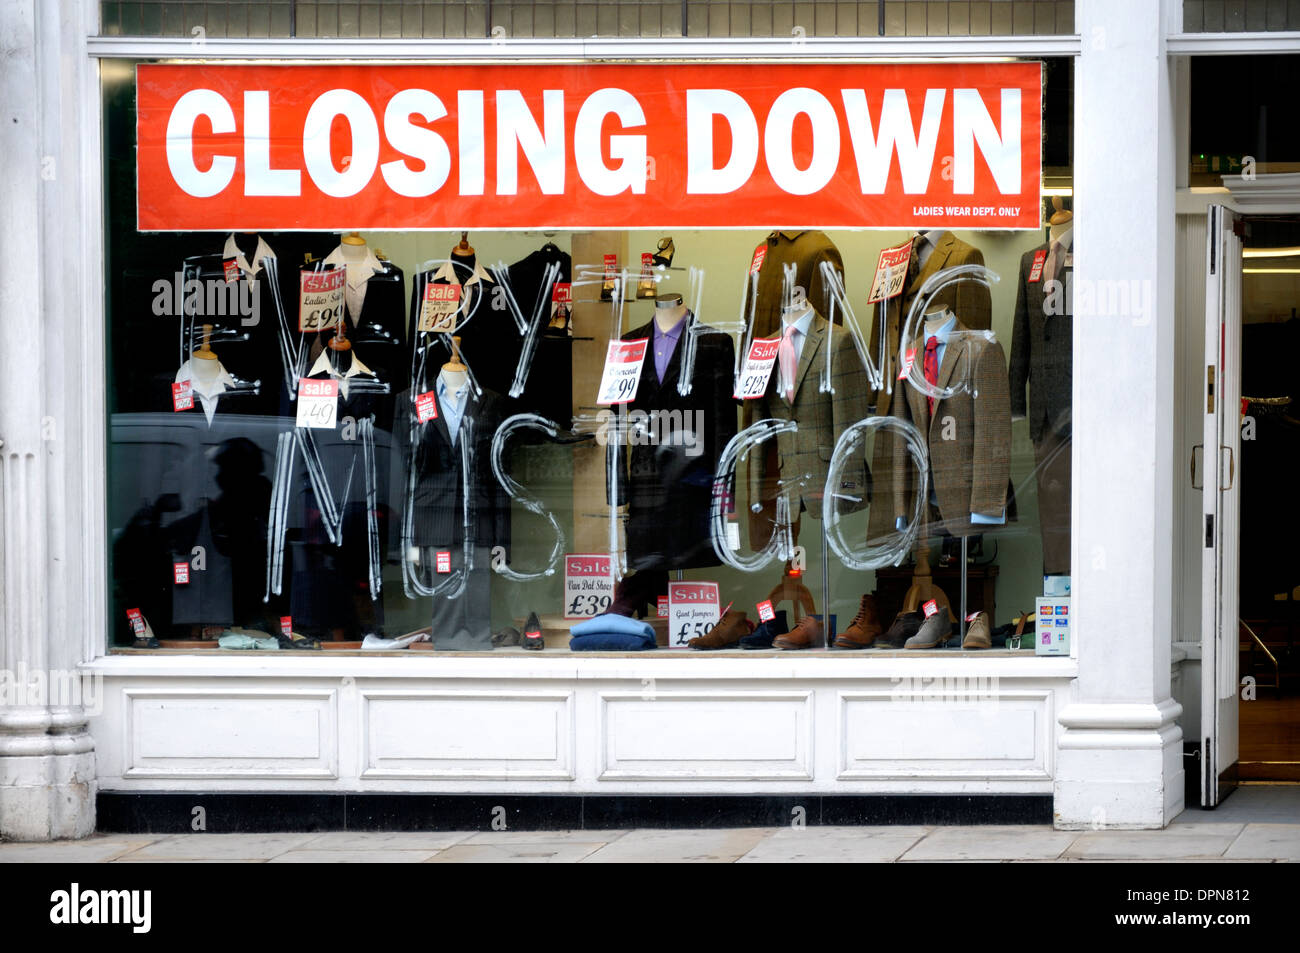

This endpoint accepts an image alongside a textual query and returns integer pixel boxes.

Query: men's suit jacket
[1008,243,1073,442]
[745,230,845,339]
[868,231,992,417]
[891,319,1012,538]
[748,312,870,545]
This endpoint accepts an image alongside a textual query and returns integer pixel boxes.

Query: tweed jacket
[744,230,845,339]
[748,311,871,543]
[868,231,992,417]
[1008,242,1073,442]
[891,319,1012,538]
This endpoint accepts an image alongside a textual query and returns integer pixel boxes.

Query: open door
[1200,204,1242,807]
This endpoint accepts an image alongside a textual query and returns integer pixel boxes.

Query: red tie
[924,335,940,418]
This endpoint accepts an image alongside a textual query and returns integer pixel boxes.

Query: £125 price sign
[596,338,648,405]
[667,581,721,648]
[564,553,615,619]
[734,336,781,399]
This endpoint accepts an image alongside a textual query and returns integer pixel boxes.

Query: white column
[1056,0,1184,828]
[0,0,97,840]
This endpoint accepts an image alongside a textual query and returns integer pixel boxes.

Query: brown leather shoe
[962,611,992,649]
[834,594,882,649]
[689,611,753,650]
[773,613,823,650]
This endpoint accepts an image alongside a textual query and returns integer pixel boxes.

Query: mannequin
[439,335,469,394]
[654,292,687,333]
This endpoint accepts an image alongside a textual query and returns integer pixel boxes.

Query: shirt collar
[223,234,276,278]
[432,259,494,287]
[177,357,236,398]
[436,374,469,405]
[323,244,385,289]
[923,313,957,345]
[1051,227,1074,252]
[782,307,815,338]
[308,348,374,380]
[653,316,687,341]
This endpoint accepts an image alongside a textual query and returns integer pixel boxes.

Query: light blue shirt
[902,313,1005,528]
[436,375,469,447]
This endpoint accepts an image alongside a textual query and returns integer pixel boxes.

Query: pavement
[2,786,1297,863]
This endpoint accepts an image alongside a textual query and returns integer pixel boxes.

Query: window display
[105,58,1070,656]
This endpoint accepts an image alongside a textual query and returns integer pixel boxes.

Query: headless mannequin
[190,323,220,389]
[654,293,687,333]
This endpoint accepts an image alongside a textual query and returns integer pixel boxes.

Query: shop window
[103,57,1073,656]
[1188,54,1300,186]
[98,1,1074,38]
[1183,0,1300,32]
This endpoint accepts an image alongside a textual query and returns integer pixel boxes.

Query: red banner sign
[136,62,1042,231]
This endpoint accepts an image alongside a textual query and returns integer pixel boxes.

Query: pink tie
[778,324,798,403]
[1044,240,1063,282]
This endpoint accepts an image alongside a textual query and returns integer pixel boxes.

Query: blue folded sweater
[568,614,657,651]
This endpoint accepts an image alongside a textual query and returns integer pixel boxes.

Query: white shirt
[308,349,375,399]
[176,357,236,425]
[222,234,276,279]
[323,243,385,320]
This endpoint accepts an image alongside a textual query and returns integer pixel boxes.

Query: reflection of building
[3,1,1296,840]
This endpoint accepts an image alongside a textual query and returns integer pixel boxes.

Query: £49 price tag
[596,338,648,405]
[668,581,721,648]
[868,239,913,303]
[296,378,339,429]
[734,336,781,399]
[563,553,614,619]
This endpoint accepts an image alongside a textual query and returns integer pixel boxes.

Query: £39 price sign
[734,336,781,399]
[564,553,615,619]
[596,338,648,405]
[668,581,721,648]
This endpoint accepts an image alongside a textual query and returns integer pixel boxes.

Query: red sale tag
[657,596,669,618]
[172,380,194,411]
[749,244,767,274]
[173,561,190,585]
[922,599,939,618]
[551,282,572,304]
[435,551,451,574]
[603,253,617,275]
[898,347,916,381]
[126,608,145,635]
[419,281,463,333]
[280,615,293,636]
[415,391,439,422]
[299,267,345,331]
[1027,249,1048,283]
[734,336,781,400]
[223,258,241,283]
[965,611,980,622]
[867,239,913,303]
[596,338,649,405]
[756,599,775,623]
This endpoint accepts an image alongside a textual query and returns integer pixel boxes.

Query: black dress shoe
[523,612,544,651]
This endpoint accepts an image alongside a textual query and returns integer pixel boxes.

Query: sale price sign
[734,336,781,399]
[418,281,463,333]
[867,239,913,303]
[296,378,339,429]
[596,338,648,405]
[564,553,615,619]
[299,268,345,332]
[667,581,721,648]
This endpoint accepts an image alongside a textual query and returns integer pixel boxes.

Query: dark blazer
[396,384,511,553]
[749,312,871,543]
[1008,242,1073,442]
[614,319,737,571]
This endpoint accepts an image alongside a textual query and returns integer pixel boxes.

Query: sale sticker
[966,611,980,622]
[296,378,339,429]
[172,380,194,412]
[757,599,776,623]
[435,551,451,574]
[749,244,767,274]
[418,281,462,333]
[563,553,614,619]
[668,581,721,648]
[299,268,345,332]
[657,596,669,618]
[601,253,618,299]
[223,258,241,283]
[126,608,145,636]
[638,251,656,297]
[173,561,190,585]
[734,336,781,399]
[415,391,439,423]
[898,347,917,381]
[551,281,572,324]
[922,598,939,618]
[1027,249,1048,284]
[867,239,913,303]
[596,338,649,405]
[280,615,293,637]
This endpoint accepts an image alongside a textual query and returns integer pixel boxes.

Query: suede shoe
[878,610,923,648]
[962,611,992,649]
[690,611,753,650]
[741,610,787,649]
[834,594,882,649]
[773,613,823,650]
[904,610,952,649]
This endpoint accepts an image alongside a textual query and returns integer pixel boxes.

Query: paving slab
[428,841,606,863]
[582,828,768,863]
[270,849,439,863]
[739,826,929,863]
[297,832,472,851]
[1223,824,1300,861]
[123,833,320,861]
[1064,831,1238,860]
[901,825,1075,861]
[460,829,627,844]
[0,836,157,864]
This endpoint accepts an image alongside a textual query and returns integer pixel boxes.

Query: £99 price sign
[596,339,648,405]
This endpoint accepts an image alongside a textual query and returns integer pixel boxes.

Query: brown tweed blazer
[891,318,1012,538]
[747,311,871,545]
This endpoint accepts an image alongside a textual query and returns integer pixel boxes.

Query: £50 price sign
[667,581,721,648]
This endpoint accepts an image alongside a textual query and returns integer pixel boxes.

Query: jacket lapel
[628,322,660,402]
[791,315,826,401]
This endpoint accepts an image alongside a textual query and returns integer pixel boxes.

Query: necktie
[924,335,940,418]
[778,324,799,403]
[1044,240,1063,283]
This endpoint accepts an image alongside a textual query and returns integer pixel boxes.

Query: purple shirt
[652,316,686,382]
